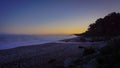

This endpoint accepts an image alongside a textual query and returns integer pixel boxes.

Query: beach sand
[0,39,105,68]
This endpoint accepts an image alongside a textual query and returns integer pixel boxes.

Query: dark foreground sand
[0,40,104,68]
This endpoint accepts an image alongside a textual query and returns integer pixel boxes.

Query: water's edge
[0,34,76,50]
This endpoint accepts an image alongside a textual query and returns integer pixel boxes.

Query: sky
[0,0,120,35]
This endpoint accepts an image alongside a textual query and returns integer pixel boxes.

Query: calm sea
[0,34,75,50]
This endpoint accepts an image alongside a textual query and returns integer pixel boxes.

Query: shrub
[96,38,120,68]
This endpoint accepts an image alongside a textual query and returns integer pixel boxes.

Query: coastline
[0,34,75,50]
[0,37,106,68]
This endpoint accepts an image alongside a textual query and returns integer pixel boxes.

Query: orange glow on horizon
[1,19,88,35]
[5,28,87,35]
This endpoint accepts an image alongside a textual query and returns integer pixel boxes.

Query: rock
[78,46,84,48]
[48,59,56,64]
[83,47,96,56]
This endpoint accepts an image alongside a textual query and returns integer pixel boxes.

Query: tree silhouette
[82,12,120,37]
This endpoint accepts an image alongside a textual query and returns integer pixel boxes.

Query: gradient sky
[0,0,120,35]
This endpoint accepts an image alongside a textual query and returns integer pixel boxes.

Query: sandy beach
[0,38,105,68]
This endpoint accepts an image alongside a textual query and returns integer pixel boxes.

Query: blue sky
[0,0,120,34]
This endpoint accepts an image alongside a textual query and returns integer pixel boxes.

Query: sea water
[0,34,75,50]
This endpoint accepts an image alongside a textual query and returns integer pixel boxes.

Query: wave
[0,34,75,50]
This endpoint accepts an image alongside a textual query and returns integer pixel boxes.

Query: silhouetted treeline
[77,12,120,37]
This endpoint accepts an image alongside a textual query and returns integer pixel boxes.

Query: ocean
[0,34,75,50]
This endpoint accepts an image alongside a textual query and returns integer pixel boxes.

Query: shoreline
[0,34,76,50]
[0,36,77,51]
[0,37,106,68]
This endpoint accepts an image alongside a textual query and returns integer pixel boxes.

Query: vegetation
[71,12,120,68]
[96,38,120,68]
[76,12,120,37]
